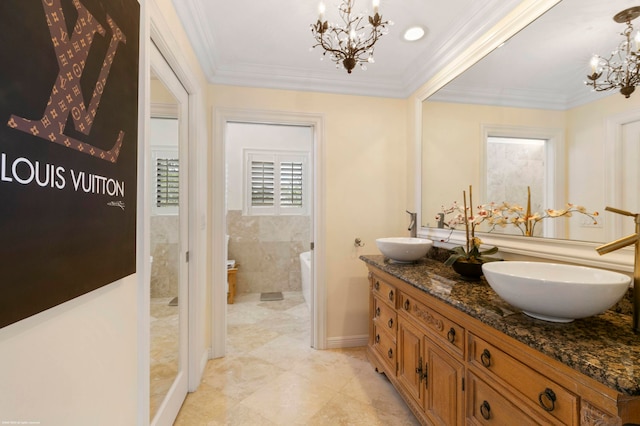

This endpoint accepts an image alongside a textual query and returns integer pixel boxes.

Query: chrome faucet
[407,210,417,238]
[596,206,640,333]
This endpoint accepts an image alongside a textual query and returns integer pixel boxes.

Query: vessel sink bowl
[376,237,433,263]
[482,261,631,323]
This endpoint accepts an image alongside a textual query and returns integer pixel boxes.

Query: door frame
[606,108,640,240]
[211,109,327,356]
[149,42,189,425]
[150,0,208,390]
[138,3,209,425]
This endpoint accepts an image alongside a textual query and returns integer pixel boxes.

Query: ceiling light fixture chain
[310,0,392,74]
[586,6,640,98]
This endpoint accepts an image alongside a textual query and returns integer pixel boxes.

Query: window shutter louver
[280,162,304,207]
[251,161,275,206]
[156,157,180,207]
[245,150,308,216]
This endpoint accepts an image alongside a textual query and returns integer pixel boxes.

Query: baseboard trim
[199,349,209,376]
[326,334,368,349]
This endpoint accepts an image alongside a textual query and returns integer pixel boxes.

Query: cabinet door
[425,339,465,426]
[397,317,424,406]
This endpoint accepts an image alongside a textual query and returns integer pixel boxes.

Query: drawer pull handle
[538,388,557,412]
[375,334,380,343]
[388,290,394,301]
[480,349,492,368]
[375,307,381,317]
[447,327,456,343]
[404,299,410,310]
[480,401,491,420]
[388,348,393,358]
[375,281,380,291]
[388,318,394,328]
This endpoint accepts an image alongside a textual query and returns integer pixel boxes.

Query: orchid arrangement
[440,186,500,266]
[473,187,599,237]
[439,186,599,239]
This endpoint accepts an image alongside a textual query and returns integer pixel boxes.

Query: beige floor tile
[174,383,242,425]
[307,393,390,426]
[290,348,367,392]
[150,297,179,419]
[238,370,337,424]
[340,362,404,406]
[201,355,286,401]
[174,291,418,425]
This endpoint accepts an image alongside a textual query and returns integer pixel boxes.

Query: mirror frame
[413,0,634,273]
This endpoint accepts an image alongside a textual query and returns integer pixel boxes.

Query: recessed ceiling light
[403,26,425,42]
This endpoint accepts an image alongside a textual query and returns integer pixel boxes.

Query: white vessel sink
[376,237,433,263]
[482,261,631,322]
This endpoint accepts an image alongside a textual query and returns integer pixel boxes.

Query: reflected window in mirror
[484,136,548,237]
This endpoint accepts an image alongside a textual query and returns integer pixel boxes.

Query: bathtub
[299,251,311,309]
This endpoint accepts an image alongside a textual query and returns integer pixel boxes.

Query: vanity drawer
[371,276,397,308]
[373,295,397,336]
[469,333,577,425]
[399,291,464,357]
[467,371,548,425]
[372,322,396,373]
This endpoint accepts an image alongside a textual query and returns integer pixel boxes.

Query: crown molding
[173,0,526,99]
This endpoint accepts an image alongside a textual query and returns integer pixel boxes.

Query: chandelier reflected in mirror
[586,6,640,98]
[310,0,392,74]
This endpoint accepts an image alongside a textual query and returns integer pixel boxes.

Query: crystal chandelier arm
[312,22,351,60]
[585,8,640,98]
[309,0,390,73]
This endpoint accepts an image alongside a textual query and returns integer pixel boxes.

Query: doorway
[226,121,312,300]
[212,110,326,357]
[149,42,189,425]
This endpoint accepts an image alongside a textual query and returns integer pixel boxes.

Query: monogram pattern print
[7,0,126,163]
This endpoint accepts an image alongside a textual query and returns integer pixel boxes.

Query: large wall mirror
[420,0,640,267]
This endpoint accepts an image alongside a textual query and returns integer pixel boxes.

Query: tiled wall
[150,215,179,298]
[227,210,310,294]
[486,140,545,236]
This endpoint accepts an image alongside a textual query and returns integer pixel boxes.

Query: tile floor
[150,297,179,419]
[174,291,420,425]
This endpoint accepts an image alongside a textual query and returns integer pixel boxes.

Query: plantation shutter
[251,161,275,206]
[280,161,304,207]
[156,157,180,207]
[245,150,308,216]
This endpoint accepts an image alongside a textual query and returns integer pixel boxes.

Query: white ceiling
[171,0,522,98]
[172,0,640,106]
[429,0,640,109]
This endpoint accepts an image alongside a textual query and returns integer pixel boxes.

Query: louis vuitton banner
[0,0,139,328]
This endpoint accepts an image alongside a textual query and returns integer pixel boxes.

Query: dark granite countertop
[360,254,640,396]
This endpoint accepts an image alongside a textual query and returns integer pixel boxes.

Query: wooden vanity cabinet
[397,315,465,425]
[365,264,640,426]
[368,269,465,425]
[398,290,466,426]
[369,274,398,377]
[468,333,578,425]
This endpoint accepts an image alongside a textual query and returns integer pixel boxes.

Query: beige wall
[210,85,409,340]
[421,94,640,243]
[566,93,640,241]
[421,101,567,228]
[0,277,139,424]
[0,1,212,424]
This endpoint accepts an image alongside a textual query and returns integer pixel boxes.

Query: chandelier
[586,6,640,98]
[310,0,392,74]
